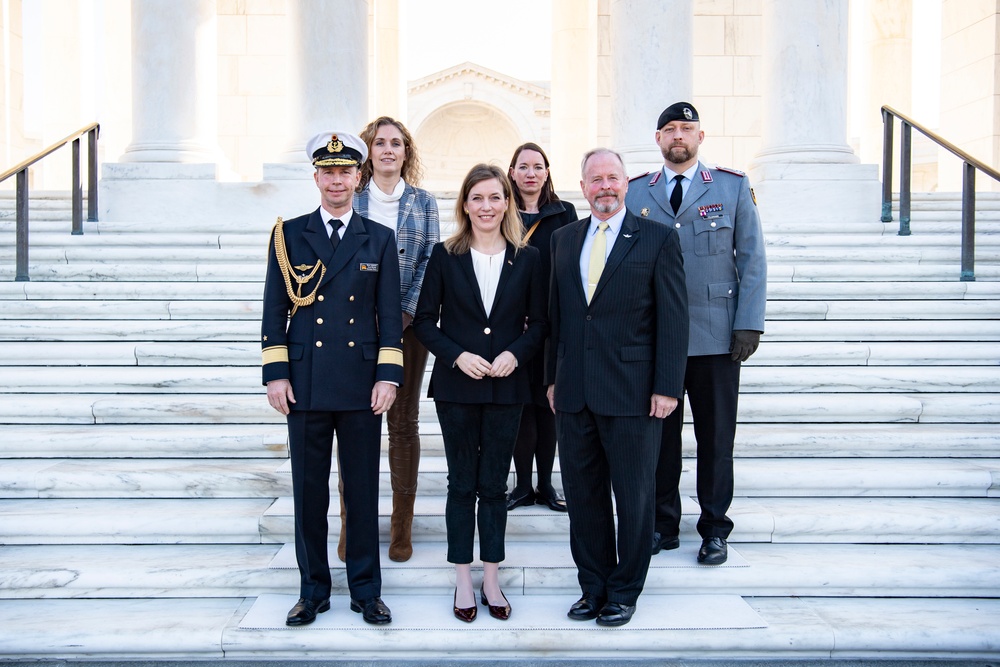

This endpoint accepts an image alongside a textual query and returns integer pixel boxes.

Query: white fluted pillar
[120,0,221,163]
[753,0,857,165]
[277,0,369,163]
[749,0,879,225]
[550,0,597,183]
[610,0,692,176]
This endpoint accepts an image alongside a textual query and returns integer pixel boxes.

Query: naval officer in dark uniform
[625,102,767,566]
[262,131,403,626]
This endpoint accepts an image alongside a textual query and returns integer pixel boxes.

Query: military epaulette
[628,171,651,182]
[715,166,746,177]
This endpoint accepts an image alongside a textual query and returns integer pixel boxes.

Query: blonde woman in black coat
[413,163,547,622]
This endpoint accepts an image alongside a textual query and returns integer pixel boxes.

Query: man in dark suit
[546,148,688,626]
[261,131,403,626]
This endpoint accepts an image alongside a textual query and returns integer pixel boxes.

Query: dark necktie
[670,174,684,214]
[329,219,344,250]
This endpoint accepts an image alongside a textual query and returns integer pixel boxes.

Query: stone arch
[414,101,524,192]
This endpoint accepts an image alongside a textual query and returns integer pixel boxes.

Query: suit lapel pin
[623,233,633,238]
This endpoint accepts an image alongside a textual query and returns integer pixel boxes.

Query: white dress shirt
[579,205,627,295]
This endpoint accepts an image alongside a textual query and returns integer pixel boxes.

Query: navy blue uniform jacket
[261,208,404,411]
[413,242,547,405]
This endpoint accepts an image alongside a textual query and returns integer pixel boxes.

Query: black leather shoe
[596,601,636,627]
[651,531,680,554]
[350,596,392,624]
[697,537,728,565]
[535,487,568,512]
[567,592,606,621]
[506,488,536,511]
[285,597,330,626]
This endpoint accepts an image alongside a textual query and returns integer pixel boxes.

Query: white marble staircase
[0,190,998,664]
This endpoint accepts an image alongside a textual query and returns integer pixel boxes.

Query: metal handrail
[1,122,100,281]
[881,106,1000,282]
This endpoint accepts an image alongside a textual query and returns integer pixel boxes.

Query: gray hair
[580,147,627,179]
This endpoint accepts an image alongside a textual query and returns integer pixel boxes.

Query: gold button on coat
[316,318,323,324]
[675,223,681,228]
[318,295,325,302]
[484,327,491,335]
[316,341,323,347]
[349,318,355,324]
[348,341,355,347]
[349,295,355,302]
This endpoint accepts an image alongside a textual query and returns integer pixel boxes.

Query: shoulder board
[628,171,651,182]
[715,166,746,177]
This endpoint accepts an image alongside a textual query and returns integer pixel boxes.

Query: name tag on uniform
[359,263,379,272]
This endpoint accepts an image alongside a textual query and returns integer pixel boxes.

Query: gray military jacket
[625,161,767,357]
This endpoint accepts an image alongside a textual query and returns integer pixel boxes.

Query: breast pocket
[693,215,734,256]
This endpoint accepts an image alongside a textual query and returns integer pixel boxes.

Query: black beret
[657,102,699,129]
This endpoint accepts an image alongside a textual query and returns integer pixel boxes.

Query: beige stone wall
[0,0,25,190]
[217,0,288,182]
[939,0,1000,191]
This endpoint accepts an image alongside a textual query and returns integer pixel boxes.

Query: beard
[663,143,697,164]
[591,190,621,214]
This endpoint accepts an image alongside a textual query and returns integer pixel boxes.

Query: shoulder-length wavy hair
[444,163,526,255]
[357,116,424,191]
[507,142,561,211]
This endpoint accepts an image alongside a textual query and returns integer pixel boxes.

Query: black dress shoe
[567,592,606,621]
[480,584,511,620]
[506,488,536,511]
[697,537,728,565]
[596,601,636,627]
[285,597,330,626]
[350,596,392,624]
[651,531,680,554]
[535,487,568,512]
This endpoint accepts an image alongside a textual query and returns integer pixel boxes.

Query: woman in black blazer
[413,163,547,623]
[505,142,578,514]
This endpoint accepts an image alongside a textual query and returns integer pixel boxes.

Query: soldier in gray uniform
[625,102,767,565]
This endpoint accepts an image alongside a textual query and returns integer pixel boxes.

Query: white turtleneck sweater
[366,179,405,234]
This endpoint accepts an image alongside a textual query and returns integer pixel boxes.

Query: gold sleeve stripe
[377,347,404,367]
[262,346,289,365]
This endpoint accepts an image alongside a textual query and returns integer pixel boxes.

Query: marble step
[1,542,997,600]
[2,457,995,500]
[4,297,999,321]
[5,365,1000,394]
[4,279,998,301]
[6,242,1000,265]
[1,340,996,367]
[4,317,1000,342]
[1,393,996,425]
[5,496,997,545]
[5,260,1000,283]
[1,423,995,459]
[0,596,996,662]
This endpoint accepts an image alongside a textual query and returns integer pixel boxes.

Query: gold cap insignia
[327,135,344,153]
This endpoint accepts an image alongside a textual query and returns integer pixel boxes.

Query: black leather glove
[730,330,761,362]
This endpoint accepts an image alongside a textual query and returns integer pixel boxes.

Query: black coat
[413,241,547,405]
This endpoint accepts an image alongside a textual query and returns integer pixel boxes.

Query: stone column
[119,0,221,163]
[861,0,912,168]
[753,0,856,165]
[610,0,692,176]
[549,0,597,185]
[372,0,404,120]
[275,0,369,164]
[749,0,880,225]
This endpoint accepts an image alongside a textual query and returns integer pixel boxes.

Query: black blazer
[546,210,689,416]
[413,241,547,405]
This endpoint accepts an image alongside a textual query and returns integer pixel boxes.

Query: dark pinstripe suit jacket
[545,210,689,416]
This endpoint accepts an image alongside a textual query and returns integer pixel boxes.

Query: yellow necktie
[586,221,609,304]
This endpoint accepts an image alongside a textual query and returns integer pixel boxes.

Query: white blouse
[469,247,505,316]
[366,179,405,233]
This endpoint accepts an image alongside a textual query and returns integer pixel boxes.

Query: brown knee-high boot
[389,492,415,562]
[336,475,346,562]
